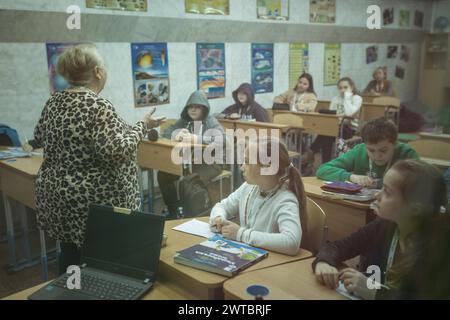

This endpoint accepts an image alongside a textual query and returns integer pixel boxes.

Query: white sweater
[209,182,302,255]
[329,92,363,128]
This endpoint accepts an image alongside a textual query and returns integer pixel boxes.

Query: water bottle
[177,207,184,219]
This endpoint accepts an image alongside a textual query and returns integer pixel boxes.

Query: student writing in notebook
[209,138,307,255]
[312,160,450,299]
[316,117,418,188]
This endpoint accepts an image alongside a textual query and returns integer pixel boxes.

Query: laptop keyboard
[53,272,144,300]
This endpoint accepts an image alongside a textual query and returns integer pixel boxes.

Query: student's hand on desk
[349,174,374,187]
[220,220,240,241]
[22,143,33,152]
[228,113,240,120]
[210,217,224,233]
[339,268,376,300]
[314,262,340,289]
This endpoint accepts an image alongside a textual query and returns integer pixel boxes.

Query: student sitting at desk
[363,67,394,97]
[158,90,225,219]
[316,117,419,188]
[219,83,269,122]
[209,138,307,255]
[273,73,318,112]
[312,160,450,299]
[309,77,363,166]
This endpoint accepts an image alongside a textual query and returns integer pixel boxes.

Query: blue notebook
[0,147,31,160]
[174,235,268,277]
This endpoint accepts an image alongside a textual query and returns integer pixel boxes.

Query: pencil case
[321,181,363,194]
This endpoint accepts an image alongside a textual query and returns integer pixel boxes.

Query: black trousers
[157,164,222,214]
[310,124,354,163]
[58,242,81,275]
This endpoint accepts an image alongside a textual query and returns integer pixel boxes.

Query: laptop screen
[81,205,165,281]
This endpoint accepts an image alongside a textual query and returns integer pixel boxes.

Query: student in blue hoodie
[157,90,226,219]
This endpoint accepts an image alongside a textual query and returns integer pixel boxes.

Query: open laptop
[29,205,165,300]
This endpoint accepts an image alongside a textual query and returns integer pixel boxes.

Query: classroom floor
[0,179,233,299]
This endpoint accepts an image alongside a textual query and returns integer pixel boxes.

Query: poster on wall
[324,43,341,86]
[185,0,229,15]
[289,43,309,89]
[387,46,398,59]
[251,43,274,94]
[86,0,147,11]
[46,43,76,93]
[414,10,424,28]
[400,45,410,62]
[395,66,405,79]
[366,46,378,64]
[131,43,170,108]
[257,0,289,20]
[383,8,394,25]
[399,10,410,27]
[310,0,335,24]
[196,43,226,99]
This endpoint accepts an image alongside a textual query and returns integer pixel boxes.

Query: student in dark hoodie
[158,90,225,219]
[220,83,269,122]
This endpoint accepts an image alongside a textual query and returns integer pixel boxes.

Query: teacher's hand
[143,107,166,129]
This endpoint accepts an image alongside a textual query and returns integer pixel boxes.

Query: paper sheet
[172,219,216,238]
[336,282,362,300]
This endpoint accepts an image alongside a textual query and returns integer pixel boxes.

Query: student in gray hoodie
[158,90,225,218]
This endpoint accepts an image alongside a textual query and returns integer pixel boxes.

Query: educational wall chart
[46,43,75,93]
[131,43,170,107]
[196,43,226,99]
[289,43,309,89]
[251,43,274,94]
[324,43,341,86]
[310,0,335,24]
[399,10,410,27]
[257,0,289,20]
[185,0,229,15]
[86,0,147,11]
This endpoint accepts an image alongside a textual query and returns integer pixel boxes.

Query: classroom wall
[431,0,450,33]
[0,0,433,140]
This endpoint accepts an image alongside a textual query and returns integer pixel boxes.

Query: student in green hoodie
[157,90,226,219]
[316,117,419,188]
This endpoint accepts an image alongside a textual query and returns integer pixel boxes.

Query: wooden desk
[272,111,341,137]
[223,258,345,300]
[302,177,370,241]
[3,277,198,300]
[360,102,396,122]
[419,132,450,143]
[219,119,288,139]
[159,217,313,299]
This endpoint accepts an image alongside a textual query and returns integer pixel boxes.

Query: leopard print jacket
[34,90,146,247]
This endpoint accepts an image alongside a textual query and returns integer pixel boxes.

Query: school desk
[0,153,53,280]
[223,258,345,300]
[158,217,313,300]
[272,110,341,137]
[409,137,450,169]
[2,276,198,300]
[302,177,371,241]
[418,132,450,143]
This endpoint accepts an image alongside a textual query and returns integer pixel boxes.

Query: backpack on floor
[180,173,212,217]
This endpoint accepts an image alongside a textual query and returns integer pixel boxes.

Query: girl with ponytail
[209,137,307,255]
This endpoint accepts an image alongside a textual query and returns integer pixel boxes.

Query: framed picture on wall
[131,43,170,108]
[86,0,147,12]
[395,66,405,79]
[251,43,274,94]
[185,0,229,15]
[399,10,410,27]
[257,0,289,21]
[366,46,378,64]
[387,46,398,59]
[400,45,410,62]
[383,8,394,26]
[46,43,76,93]
[196,43,226,99]
[414,10,424,28]
[310,0,336,24]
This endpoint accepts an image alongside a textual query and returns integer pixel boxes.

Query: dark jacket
[363,80,394,96]
[312,217,450,299]
[162,90,226,145]
[221,83,269,122]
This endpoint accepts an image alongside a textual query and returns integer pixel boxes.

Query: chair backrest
[159,119,177,136]
[301,197,328,254]
[372,96,401,109]
[409,139,450,161]
[266,108,274,122]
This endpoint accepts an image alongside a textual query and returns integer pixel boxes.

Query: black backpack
[179,173,212,217]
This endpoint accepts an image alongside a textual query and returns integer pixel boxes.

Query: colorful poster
[185,0,229,15]
[257,0,289,20]
[289,43,309,89]
[46,43,76,93]
[414,10,424,28]
[383,8,394,25]
[251,44,274,94]
[131,43,170,107]
[399,10,410,27]
[196,43,226,99]
[310,0,335,24]
[366,46,378,64]
[86,0,147,11]
[324,43,341,86]
[387,46,398,59]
